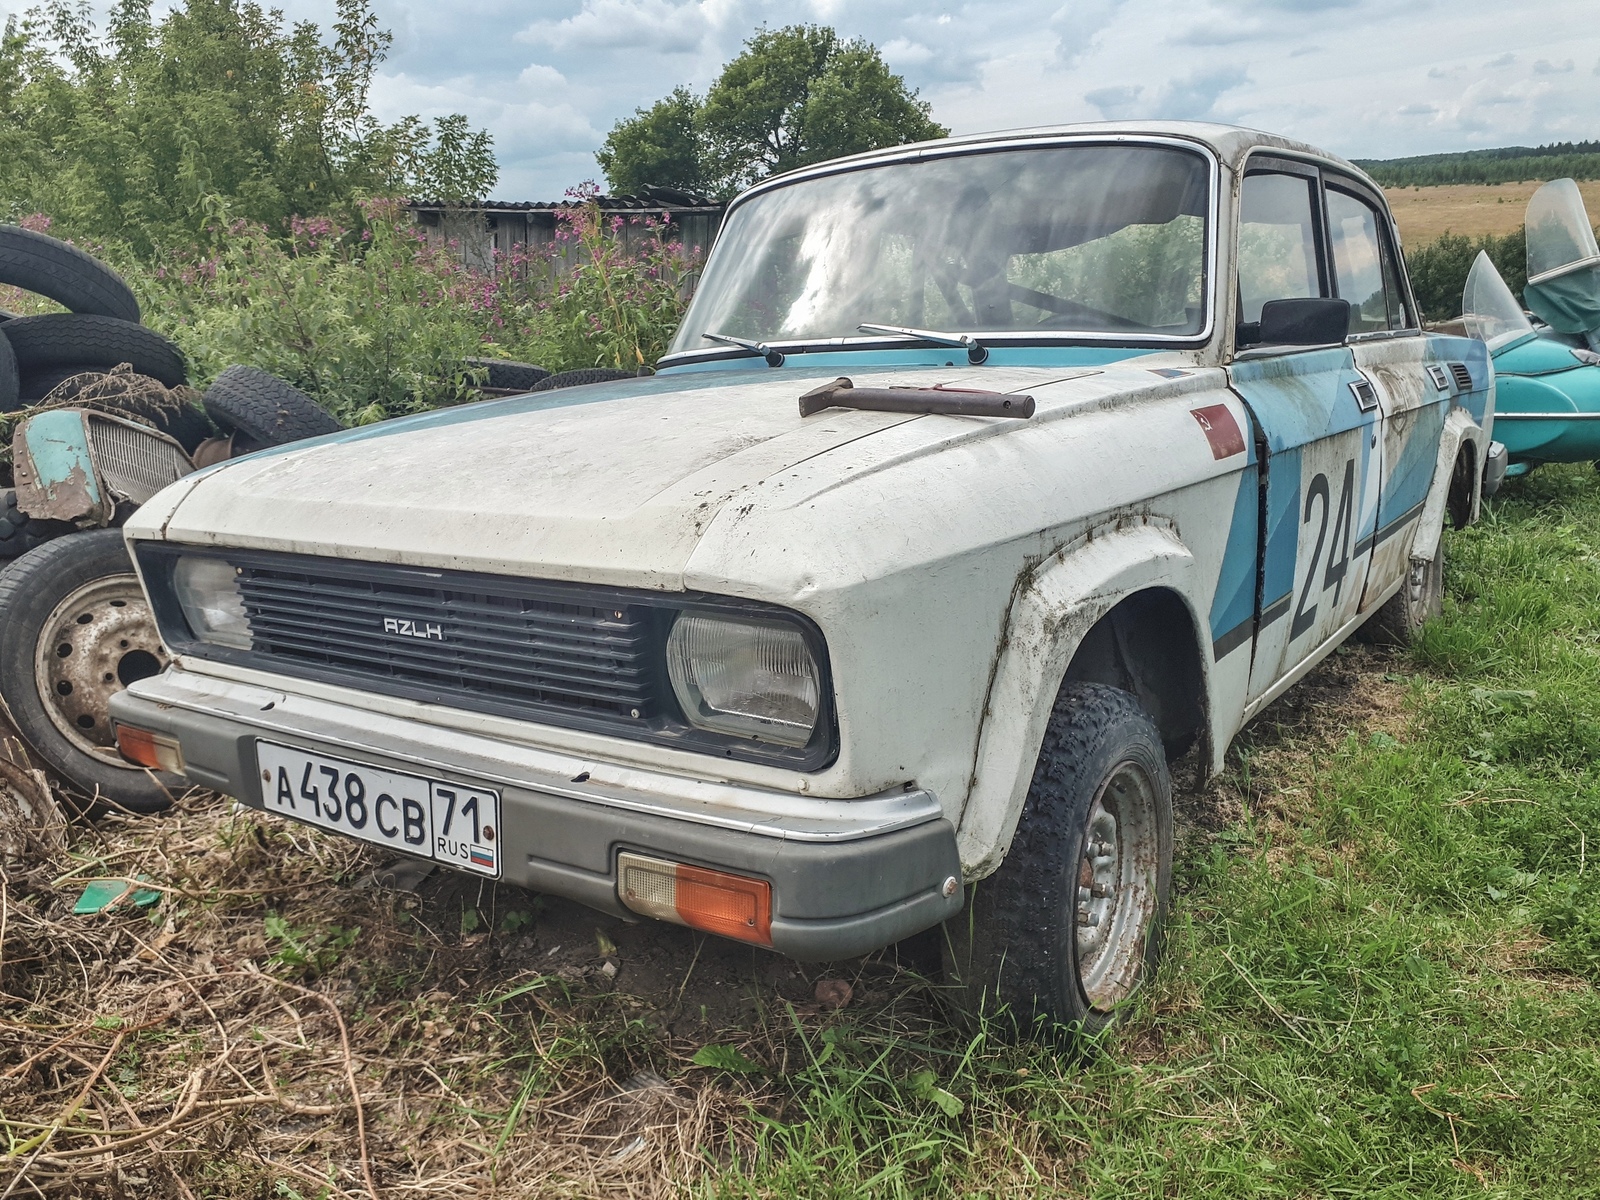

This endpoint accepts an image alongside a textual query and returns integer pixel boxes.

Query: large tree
[597,25,947,199]
[0,0,496,253]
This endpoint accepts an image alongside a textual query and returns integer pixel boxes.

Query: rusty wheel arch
[1061,587,1208,763]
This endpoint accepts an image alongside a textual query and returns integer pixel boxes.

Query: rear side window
[1237,172,1323,324]
[1327,188,1410,333]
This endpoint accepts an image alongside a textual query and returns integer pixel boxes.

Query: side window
[1326,188,1410,333]
[1238,172,1323,324]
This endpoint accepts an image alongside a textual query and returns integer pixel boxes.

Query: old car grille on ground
[86,414,193,504]
[235,562,656,722]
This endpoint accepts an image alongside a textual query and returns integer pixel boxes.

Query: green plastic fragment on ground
[73,876,161,914]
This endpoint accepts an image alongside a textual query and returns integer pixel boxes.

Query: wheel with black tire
[0,530,179,812]
[1,314,185,386]
[0,489,75,559]
[529,367,637,391]
[465,357,550,391]
[1362,546,1443,647]
[202,365,342,448]
[0,225,141,324]
[941,681,1173,1042]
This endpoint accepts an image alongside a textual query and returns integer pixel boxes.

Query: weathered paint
[123,121,1489,894]
[13,409,106,525]
[1228,347,1380,703]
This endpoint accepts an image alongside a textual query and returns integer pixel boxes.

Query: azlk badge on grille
[383,617,444,640]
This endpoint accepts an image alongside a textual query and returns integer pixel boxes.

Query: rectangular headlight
[172,555,252,649]
[666,612,820,746]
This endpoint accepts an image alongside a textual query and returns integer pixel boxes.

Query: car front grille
[235,560,658,722]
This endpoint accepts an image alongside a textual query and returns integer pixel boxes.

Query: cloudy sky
[8,0,1600,199]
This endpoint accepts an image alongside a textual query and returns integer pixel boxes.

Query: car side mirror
[1253,298,1351,347]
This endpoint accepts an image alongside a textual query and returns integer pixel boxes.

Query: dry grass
[1386,179,1600,244]
[0,784,793,1198]
[0,645,1414,1200]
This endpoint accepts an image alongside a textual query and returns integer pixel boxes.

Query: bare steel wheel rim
[1075,760,1159,1011]
[1405,554,1440,628]
[33,573,168,766]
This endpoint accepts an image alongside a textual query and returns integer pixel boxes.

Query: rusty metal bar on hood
[798,377,1035,420]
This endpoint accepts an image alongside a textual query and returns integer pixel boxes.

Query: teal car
[1463,179,1600,477]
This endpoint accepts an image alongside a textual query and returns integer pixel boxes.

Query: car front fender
[954,516,1205,878]
[1412,405,1488,563]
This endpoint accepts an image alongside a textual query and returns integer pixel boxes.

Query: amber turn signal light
[617,852,773,946]
[114,724,185,774]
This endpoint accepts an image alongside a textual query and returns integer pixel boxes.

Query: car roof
[744,120,1380,200]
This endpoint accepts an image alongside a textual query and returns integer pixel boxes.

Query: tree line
[1358,143,1600,188]
[0,0,496,255]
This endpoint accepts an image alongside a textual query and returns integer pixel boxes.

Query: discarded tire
[0,329,16,413]
[466,357,550,391]
[0,529,179,813]
[202,365,342,449]
[16,363,103,404]
[0,225,141,324]
[530,367,638,392]
[0,313,186,387]
[0,488,75,559]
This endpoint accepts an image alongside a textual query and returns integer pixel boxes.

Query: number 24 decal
[1290,458,1356,639]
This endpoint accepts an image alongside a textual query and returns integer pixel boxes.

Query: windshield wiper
[857,323,989,365]
[702,331,785,367]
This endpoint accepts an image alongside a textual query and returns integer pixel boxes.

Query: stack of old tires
[0,226,348,817]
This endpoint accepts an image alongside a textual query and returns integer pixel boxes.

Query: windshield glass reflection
[669,143,1212,355]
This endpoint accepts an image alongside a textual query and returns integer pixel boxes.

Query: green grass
[692,465,1600,1197]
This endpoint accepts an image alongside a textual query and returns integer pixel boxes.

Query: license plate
[255,741,502,878]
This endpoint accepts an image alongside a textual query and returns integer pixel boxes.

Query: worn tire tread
[202,365,342,447]
[944,682,1171,1040]
[0,314,185,386]
[0,225,140,323]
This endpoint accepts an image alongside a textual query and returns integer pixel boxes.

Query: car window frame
[1321,173,1420,339]
[657,133,1223,368]
[1236,156,1332,332]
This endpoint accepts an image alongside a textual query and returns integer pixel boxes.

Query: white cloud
[517,0,722,53]
[4,0,1600,199]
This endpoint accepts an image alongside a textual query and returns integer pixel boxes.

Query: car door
[1323,178,1452,605]
[1226,161,1384,707]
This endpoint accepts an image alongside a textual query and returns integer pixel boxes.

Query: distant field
[1385,179,1600,244]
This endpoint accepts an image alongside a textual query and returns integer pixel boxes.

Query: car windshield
[1462,251,1534,351]
[668,143,1211,356]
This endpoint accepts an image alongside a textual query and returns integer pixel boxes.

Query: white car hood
[149,366,1077,589]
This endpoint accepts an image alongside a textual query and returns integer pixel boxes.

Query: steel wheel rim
[1075,760,1160,1010]
[33,573,168,766]
[1406,555,1439,627]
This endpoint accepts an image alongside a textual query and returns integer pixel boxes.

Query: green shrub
[146,193,698,423]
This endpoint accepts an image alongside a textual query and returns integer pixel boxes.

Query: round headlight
[173,556,251,649]
[666,613,820,746]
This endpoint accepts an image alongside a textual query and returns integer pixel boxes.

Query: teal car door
[1323,179,1456,606]
[1227,164,1383,706]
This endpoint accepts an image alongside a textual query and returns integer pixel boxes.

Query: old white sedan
[111,121,1492,1037]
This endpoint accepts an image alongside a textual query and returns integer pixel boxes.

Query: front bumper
[109,667,962,960]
